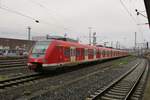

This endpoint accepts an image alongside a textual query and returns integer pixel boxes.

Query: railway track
[0,73,42,90]
[0,59,27,69]
[0,56,27,60]
[86,60,148,100]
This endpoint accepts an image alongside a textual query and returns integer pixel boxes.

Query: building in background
[0,38,35,56]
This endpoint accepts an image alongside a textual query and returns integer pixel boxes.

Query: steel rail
[86,61,145,100]
[0,73,41,89]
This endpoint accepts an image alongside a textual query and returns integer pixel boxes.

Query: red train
[27,37,128,72]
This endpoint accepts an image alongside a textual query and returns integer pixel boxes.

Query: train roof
[46,35,78,43]
[52,39,122,51]
[36,39,127,52]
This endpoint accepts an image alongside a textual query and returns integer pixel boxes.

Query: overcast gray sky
[0,0,149,48]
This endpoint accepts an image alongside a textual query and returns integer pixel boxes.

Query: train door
[84,48,88,61]
[94,49,96,59]
[99,49,101,58]
[111,50,112,57]
[70,47,76,62]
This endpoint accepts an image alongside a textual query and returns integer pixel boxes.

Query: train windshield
[32,41,51,57]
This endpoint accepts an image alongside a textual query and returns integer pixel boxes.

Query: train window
[104,50,107,56]
[107,51,109,56]
[32,41,50,54]
[76,49,80,56]
[111,50,112,56]
[96,49,99,55]
[99,50,101,55]
[102,50,105,56]
[101,50,103,56]
[81,49,84,56]
[88,49,93,56]
[64,48,70,57]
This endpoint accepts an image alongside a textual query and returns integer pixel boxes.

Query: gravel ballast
[0,56,138,100]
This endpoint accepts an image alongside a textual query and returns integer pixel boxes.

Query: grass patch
[112,56,136,67]
[0,75,8,81]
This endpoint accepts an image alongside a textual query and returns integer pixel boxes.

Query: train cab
[28,40,51,70]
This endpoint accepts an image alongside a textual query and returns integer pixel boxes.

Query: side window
[64,48,70,57]
[82,49,84,56]
[111,50,112,56]
[107,50,109,56]
[105,50,106,56]
[102,50,105,56]
[76,49,80,56]
[99,50,101,55]
[88,49,94,56]
[96,49,99,55]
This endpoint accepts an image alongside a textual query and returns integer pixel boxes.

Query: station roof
[144,0,150,28]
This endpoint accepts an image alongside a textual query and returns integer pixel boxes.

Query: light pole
[111,41,113,48]
[116,41,119,49]
[135,32,137,49]
[88,27,92,45]
[0,0,2,7]
[93,32,96,46]
[27,26,31,40]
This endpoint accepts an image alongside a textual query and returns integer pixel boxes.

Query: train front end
[27,41,50,72]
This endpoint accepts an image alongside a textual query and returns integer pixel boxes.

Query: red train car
[27,38,128,72]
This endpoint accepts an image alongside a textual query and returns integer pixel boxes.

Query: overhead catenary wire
[0,2,68,29]
[118,0,148,47]
[0,5,69,32]
[119,0,138,24]
[26,0,75,32]
[132,0,149,43]
[3,0,80,38]
[27,0,67,22]
[0,5,39,23]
